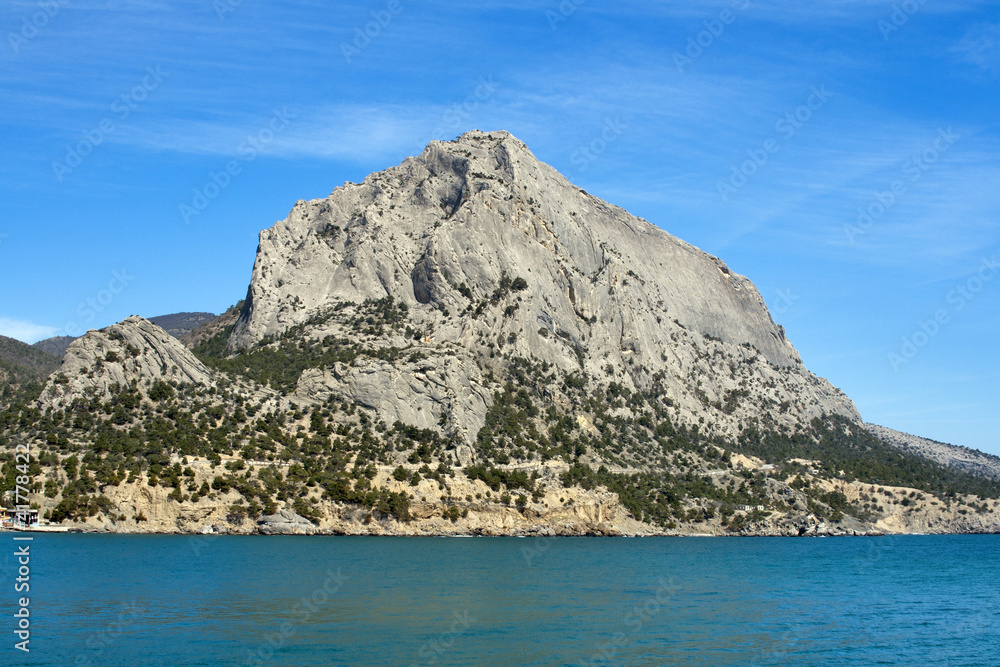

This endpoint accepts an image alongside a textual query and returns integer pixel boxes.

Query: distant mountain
[148,312,216,338]
[0,334,61,378]
[31,312,216,359]
[33,335,77,358]
[0,334,61,408]
[179,304,243,350]
[866,424,1000,482]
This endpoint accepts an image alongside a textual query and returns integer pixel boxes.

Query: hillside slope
[32,335,77,359]
[865,423,1000,482]
[0,334,61,410]
[149,312,216,338]
[0,334,60,377]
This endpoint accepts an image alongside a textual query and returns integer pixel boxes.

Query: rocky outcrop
[37,316,213,409]
[295,352,491,466]
[257,510,319,535]
[43,457,1000,537]
[31,312,216,359]
[226,130,858,446]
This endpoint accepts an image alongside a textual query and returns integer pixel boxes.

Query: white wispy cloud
[97,102,476,162]
[0,317,59,344]
[466,0,989,21]
[952,22,1000,72]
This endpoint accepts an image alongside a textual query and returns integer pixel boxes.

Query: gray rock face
[865,423,1000,481]
[233,132,796,362]
[227,131,858,445]
[37,316,213,410]
[296,351,491,465]
[257,509,318,535]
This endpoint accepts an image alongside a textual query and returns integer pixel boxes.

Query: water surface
[5,534,998,665]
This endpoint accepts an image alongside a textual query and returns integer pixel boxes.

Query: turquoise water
[4,534,998,666]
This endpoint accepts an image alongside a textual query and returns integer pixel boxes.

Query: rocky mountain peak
[232,130,799,362]
[37,316,213,410]
[223,131,857,447]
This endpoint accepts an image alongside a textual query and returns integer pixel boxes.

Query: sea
[5,533,998,666]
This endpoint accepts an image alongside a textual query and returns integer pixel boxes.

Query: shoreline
[14,525,1000,537]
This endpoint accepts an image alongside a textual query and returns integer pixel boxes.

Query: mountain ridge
[32,311,217,360]
[0,334,61,410]
[2,131,998,537]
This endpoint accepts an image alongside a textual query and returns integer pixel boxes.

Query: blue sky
[1,0,997,454]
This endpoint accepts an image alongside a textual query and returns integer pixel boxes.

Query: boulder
[257,510,319,535]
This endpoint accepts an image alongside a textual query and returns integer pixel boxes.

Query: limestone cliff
[227,130,857,448]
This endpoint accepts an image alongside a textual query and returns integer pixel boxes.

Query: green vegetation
[2,289,998,535]
[738,416,1000,500]
[192,297,414,392]
[0,335,61,416]
[464,465,535,494]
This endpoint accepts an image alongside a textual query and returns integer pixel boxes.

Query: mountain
[148,312,216,338]
[4,131,999,536]
[36,316,215,411]
[0,334,60,377]
[179,304,242,350]
[229,130,856,452]
[865,424,1000,482]
[32,335,77,359]
[0,334,61,409]
[30,312,217,360]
